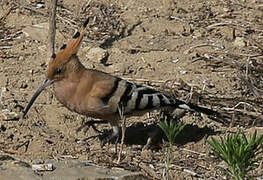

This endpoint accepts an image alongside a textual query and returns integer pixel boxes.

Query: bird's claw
[76,120,104,134]
[99,131,119,147]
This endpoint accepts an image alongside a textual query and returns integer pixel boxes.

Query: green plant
[158,119,185,179]
[158,119,185,147]
[208,130,263,180]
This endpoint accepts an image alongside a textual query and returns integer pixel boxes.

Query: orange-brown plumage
[24,19,224,145]
[46,19,87,80]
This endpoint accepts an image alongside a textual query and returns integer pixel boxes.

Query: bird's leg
[76,119,108,134]
[113,126,120,154]
[143,127,163,150]
[100,125,120,147]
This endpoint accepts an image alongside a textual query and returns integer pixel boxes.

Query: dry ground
[0,0,263,179]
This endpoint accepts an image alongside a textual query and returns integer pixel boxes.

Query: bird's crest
[55,18,89,61]
[46,19,89,79]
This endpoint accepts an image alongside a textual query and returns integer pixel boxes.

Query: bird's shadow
[98,121,220,147]
[125,122,219,146]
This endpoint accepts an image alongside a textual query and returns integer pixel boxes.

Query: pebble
[172,58,180,63]
[36,2,45,9]
[180,70,188,75]
[84,47,109,64]
[32,163,54,171]
[233,37,246,47]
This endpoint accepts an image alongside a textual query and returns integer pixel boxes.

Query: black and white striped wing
[104,78,175,114]
[100,77,190,114]
[123,83,172,113]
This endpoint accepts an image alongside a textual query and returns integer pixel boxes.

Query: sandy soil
[0,0,263,179]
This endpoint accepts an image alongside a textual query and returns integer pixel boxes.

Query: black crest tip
[72,31,80,38]
[83,18,89,28]
[51,53,56,59]
[60,44,67,50]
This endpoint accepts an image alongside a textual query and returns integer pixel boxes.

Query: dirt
[0,0,263,179]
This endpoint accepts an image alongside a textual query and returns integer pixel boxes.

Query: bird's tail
[178,102,218,116]
[172,99,228,124]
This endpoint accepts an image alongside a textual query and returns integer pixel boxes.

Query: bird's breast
[53,80,113,119]
[53,80,86,113]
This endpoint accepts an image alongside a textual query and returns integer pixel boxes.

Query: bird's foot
[99,130,120,147]
[76,120,108,134]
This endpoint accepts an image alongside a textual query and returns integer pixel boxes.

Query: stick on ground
[117,105,126,164]
[47,0,58,59]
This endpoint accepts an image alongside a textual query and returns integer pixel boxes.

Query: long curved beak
[23,79,54,118]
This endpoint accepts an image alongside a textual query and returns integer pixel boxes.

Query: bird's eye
[56,68,62,74]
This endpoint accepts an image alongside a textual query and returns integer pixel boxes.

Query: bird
[23,18,224,146]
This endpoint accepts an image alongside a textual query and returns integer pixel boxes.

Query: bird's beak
[23,79,54,118]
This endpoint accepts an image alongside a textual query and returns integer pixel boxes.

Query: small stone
[18,56,24,61]
[28,69,34,75]
[180,70,188,75]
[36,2,45,8]
[1,87,7,93]
[32,163,54,171]
[85,47,109,64]
[172,58,180,63]
[204,53,211,59]
[233,37,246,47]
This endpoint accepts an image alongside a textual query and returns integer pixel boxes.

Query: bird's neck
[53,56,86,108]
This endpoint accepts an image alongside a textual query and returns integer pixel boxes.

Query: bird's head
[23,19,89,118]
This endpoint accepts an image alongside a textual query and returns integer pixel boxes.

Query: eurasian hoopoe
[23,19,223,145]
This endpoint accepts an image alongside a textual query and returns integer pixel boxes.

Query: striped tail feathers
[122,85,225,123]
[170,97,219,116]
[180,102,219,116]
[174,99,228,124]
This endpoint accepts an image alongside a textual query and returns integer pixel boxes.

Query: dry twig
[248,36,263,52]
[181,148,206,156]
[1,148,25,155]
[183,168,198,177]
[0,5,14,23]
[117,105,126,164]
[57,14,78,28]
[184,44,224,54]
[47,0,58,58]
[206,22,242,30]
[240,76,263,97]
